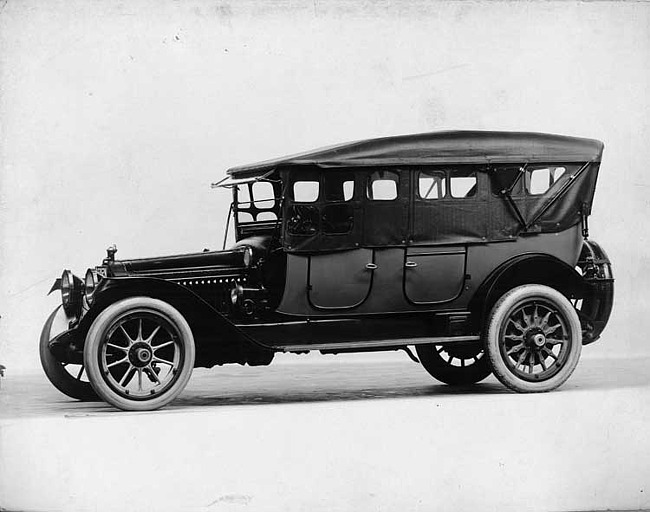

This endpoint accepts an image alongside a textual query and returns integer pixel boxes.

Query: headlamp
[85,268,98,305]
[243,246,253,267]
[61,269,81,315]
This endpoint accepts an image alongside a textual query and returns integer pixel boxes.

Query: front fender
[82,277,274,367]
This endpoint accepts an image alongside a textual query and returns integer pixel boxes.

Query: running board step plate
[277,335,480,353]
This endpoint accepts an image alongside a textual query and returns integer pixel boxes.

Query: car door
[308,248,374,309]
[404,168,481,304]
[300,171,374,309]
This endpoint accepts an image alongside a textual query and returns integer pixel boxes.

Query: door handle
[405,261,418,268]
[365,263,378,270]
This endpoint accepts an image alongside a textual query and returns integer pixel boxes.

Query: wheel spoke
[539,311,552,329]
[119,325,134,344]
[546,337,565,346]
[533,305,540,326]
[145,366,160,384]
[119,366,136,387]
[76,366,85,380]
[137,368,143,391]
[460,358,466,368]
[509,319,526,333]
[504,334,524,341]
[539,355,548,371]
[107,343,128,352]
[144,325,162,345]
[152,340,175,351]
[522,308,532,328]
[544,323,562,335]
[137,319,143,342]
[107,356,129,368]
[515,350,528,368]
[153,356,174,366]
[541,347,558,360]
[506,343,525,355]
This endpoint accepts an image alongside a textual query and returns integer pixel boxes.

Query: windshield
[233,177,282,241]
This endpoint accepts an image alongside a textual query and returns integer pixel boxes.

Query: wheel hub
[128,342,153,368]
[525,329,546,349]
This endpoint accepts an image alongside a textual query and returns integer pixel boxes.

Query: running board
[277,335,481,353]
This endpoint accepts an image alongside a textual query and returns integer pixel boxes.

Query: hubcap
[129,342,153,367]
[531,333,546,348]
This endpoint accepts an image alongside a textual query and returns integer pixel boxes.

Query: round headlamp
[85,268,98,305]
[242,246,253,268]
[61,269,78,314]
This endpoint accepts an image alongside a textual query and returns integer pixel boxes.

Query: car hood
[106,236,271,279]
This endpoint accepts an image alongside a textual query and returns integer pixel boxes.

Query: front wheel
[485,284,582,393]
[84,297,195,411]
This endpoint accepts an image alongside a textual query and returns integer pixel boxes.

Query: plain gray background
[1,0,649,370]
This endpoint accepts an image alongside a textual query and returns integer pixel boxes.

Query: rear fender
[470,253,589,328]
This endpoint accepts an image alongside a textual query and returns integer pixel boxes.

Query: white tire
[84,297,195,411]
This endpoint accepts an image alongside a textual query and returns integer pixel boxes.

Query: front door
[308,249,374,309]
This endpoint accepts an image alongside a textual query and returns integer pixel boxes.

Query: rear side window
[293,180,320,203]
[418,171,446,200]
[367,170,399,201]
[450,170,477,198]
[526,166,567,195]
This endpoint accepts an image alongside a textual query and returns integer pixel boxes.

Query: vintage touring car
[40,131,614,410]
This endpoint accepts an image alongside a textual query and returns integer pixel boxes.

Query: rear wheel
[416,342,492,385]
[84,297,195,411]
[485,284,582,393]
[39,307,98,401]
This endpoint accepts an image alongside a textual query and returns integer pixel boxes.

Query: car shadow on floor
[167,356,650,410]
[3,357,649,417]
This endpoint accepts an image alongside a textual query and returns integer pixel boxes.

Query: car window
[323,174,354,202]
[450,170,477,198]
[418,171,446,200]
[252,181,276,207]
[257,211,277,221]
[237,211,255,223]
[526,166,567,195]
[237,184,252,205]
[367,171,399,201]
[293,181,320,203]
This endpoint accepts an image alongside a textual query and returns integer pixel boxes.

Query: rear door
[404,246,466,304]
[404,168,480,304]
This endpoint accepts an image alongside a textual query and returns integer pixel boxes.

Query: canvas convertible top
[220,130,604,252]
[227,131,604,178]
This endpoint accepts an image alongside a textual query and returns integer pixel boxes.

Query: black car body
[41,131,614,410]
